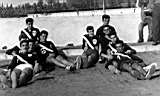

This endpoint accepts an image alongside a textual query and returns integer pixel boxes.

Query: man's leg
[10,69,21,88]
[80,52,89,68]
[121,63,145,80]
[75,56,83,69]
[147,17,153,42]
[138,22,147,43]
[56,55,74,67]
[19,68,33,86]
[87,50,99,68]
[131,62,147,76]
[46,55,66,68]
[152,4,160,45]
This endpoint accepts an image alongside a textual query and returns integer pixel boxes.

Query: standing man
[19,18,40,43]
[137,0,153,43]
[151,0,160,45]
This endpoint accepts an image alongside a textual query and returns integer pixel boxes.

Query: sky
[0,0,38,6]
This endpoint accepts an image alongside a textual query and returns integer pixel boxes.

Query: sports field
[0,51,159,96]
[0,8,159,96]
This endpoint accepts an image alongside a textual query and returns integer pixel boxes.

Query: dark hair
[20,40,28,47]
[102,14,110,20]
[115,40,124,46]
[26,18,34,24]
[86,26,94,32]
[40,30,48,36]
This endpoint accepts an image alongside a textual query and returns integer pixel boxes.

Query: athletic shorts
[15,63,33,71]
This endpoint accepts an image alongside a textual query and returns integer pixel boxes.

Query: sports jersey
[96,25,117,40]
[38,41,59,58]
[6,47,37,71]
[19,27,40,42]
[82,34,99,50]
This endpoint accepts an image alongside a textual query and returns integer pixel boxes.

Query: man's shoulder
[108,25,115,29]
[46,41,55,45]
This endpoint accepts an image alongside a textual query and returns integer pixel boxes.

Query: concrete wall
[0,8,148,49]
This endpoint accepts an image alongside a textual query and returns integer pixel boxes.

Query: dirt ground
[1,51,160,96]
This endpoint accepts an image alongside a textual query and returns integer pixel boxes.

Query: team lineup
[0,0,160,90]
[0,12,158,89]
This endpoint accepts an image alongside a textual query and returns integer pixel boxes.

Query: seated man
[108,40,156,80]
[75,26,99,69]
[96,14,117,62]
[99,26,119,63]
[6,40,37,88]
[37,30,75,71]
[28,39,41,74]
[19,18,40,43]
[101,34,126,74]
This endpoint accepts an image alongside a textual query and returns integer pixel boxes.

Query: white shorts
[15,63,33,71]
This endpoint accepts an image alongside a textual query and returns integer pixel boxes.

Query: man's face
[26,22,33,30]
[40,33,47,42]
[103,18,110,25]
[115,43,124,53]
[28,42,34,52]
[88,29,94,37]
[20,42,28,53]
[103,27,110,35]
[32,31,37,37]
[110,35,117,44]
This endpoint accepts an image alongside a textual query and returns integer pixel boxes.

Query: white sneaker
[65,66,71,70]
[143,63,157,71]
[145,64,156,79]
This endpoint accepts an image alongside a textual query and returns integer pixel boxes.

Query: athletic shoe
[152,42,159,45]
[145,64,156,79]
[143,63,157,71]
[65,65,76,71]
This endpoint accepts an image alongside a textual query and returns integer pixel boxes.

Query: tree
[37,0,44,12]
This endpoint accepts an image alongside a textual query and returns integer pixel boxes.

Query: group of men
[0,18,77,88]
[77,14,159,81]
[0,11,160,89]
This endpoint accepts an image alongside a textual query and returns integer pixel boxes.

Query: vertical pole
[103,0,105,14]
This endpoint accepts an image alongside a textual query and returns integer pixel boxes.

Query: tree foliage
[0,0,137,18]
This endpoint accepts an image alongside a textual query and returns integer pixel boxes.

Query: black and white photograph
[0,0,160,96]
